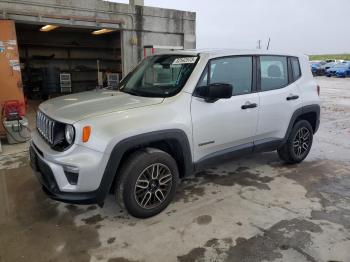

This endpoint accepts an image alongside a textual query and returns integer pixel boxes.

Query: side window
[260,56,288,91]
[291,57,301,80]
[209,56,252,96]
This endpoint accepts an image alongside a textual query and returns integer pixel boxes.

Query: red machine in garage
[0,20,26,136]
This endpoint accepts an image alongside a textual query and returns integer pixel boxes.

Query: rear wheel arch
[284,104,320,142]
[294,111,318,133]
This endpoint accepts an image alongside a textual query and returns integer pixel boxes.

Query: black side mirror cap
[198,83,233,103]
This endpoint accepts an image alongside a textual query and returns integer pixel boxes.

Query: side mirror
[198,83,233,103]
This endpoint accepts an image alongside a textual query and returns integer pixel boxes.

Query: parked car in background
[315,62,338,76]
[310,61,326,76]
[326,62,350,77]
[336,62,350,77]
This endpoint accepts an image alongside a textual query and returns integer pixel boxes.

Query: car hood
[39,89,164,123]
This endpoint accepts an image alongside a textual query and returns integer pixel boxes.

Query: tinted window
[260,56,288,91]
[291,57,301,80]
[209,56,252,95]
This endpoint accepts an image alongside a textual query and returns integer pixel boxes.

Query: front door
[191,56,259,162]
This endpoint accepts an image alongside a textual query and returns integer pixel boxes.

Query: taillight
[317,85,320,96]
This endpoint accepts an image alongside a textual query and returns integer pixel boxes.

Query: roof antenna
[267,38,271,50]
[256,40,262,49]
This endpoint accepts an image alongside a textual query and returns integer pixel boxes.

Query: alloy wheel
[293,127,311,158]
[134,163,173,209]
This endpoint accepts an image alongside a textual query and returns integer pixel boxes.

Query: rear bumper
[30,143,106,205]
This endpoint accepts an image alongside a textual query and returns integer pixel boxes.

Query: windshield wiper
[121,88,167,98]
[120,89,142,96]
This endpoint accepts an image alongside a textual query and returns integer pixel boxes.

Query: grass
[309,54,350,61]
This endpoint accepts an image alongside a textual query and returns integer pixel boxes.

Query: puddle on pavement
[278,160,350,230]
[0,156,100,262]
[176,159,350,262]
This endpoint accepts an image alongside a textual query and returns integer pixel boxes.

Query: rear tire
[278,120,313,164]
[115,148,179,218]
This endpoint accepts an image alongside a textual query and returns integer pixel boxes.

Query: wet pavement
[1,77,350,262]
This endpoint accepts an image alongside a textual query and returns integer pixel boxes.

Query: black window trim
[193,54,302,96]
[287,57,293,84]
[193,54,257,98]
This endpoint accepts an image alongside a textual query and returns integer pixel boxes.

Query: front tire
[115,148,179,218]
[278,120,313,164]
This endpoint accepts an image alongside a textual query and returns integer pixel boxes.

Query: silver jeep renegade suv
[30,49,320,218]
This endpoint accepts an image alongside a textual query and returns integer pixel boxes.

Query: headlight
[65,125,75,145]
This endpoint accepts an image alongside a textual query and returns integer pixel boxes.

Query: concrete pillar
[129,0,144,6]
[121,30,139,76]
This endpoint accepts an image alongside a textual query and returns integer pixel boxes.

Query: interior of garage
[0,0,196,152]
[16,23,122,99]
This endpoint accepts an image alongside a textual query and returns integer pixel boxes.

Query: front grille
[36,111,56,145]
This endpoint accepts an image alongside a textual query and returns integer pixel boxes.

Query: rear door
[255,55,303,143]
[191,56,259,162]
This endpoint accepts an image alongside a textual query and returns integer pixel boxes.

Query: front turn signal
[82,126,91,143]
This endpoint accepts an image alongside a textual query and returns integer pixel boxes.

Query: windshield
[119,55,199,97]
[323,62,336,67]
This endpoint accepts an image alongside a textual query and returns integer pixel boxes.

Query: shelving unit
[16,23,122,97]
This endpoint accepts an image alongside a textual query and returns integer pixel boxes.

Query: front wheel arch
[103,129,193,196]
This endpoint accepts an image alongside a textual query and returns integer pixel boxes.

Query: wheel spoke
[159,173,172,185]
[136,179,149,189]
[302,142,308,151]
[140,191,152,207]
[151,164,159,180]
[297,147,302,156]
[155,189,165,202]
[297,130,302,140]
[293,140,300,148]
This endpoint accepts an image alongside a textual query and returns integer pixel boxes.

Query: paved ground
[1,77,350,262]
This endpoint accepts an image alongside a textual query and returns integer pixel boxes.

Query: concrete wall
[0,0,196,75]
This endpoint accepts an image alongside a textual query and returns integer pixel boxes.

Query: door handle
[241,103,257,110]
[286,95,299,101]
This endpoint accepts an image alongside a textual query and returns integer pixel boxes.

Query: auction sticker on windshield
[173,57,197,65]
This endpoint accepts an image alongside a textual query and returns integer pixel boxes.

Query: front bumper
[30,143,107,204]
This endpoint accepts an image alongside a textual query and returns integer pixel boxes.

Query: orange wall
[0,20,25,134]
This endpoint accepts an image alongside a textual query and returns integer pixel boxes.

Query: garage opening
[16,23,122,99]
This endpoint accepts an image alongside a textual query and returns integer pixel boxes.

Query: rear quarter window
[290,57,302,81]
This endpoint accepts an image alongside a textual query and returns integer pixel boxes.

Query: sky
[109,0,350,55]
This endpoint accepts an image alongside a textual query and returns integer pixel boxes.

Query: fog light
[63,166,79,185]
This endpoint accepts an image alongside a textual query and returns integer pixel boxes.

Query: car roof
[159,49,306,59]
